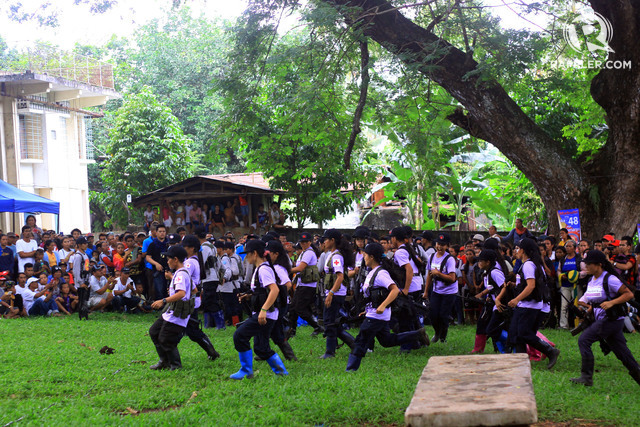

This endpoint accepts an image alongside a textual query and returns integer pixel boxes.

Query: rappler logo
[563,11,614,55]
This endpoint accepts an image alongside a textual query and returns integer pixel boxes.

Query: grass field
[1,314,638,426]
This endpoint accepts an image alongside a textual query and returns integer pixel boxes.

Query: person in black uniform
[230,239,288,379]
[571,250,640,386]
[181,235,220,361]
[506,238,560,369]
[149,245,194,371]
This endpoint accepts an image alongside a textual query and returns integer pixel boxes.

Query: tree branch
[344,40,370,169]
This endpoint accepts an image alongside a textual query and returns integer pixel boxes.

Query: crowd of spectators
[1,215,638,334]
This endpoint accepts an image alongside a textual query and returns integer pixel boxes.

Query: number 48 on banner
[557,209,582,241]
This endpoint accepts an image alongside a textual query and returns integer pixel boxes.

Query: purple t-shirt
[516,260,543,310]
[297,249,318,288]
[363,266,394,321]
[251,262,279,321]
[184,255,201,309]
[393,246,422,293]
[428,253,458,295]
[483,268,505,311]
[579,273,625,321]
[324,250,347,296]
[162,268,192,327]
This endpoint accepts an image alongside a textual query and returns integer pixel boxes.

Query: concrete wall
[0,95,92,234]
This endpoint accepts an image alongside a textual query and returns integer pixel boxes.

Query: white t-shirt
[144,210,154,223]
[89,275,107,297]
[16,238,38,272]
[114,277,134,298]
[21,287,37,312]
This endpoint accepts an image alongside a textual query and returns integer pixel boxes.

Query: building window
[84,117,94,160]
[19,114,44,160]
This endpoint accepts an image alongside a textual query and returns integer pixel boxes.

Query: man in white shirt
[16,225,38,273]
[112,268,140,312]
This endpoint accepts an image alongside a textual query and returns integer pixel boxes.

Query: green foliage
[217,9,374,227]
[96,88,199,228]
[1,316,639,425]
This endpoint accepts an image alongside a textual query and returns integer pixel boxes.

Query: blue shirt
[141,236,153,269]
[0,247,14,274]
[235,244,245,261]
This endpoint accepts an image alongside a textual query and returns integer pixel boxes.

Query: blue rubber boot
[214,310,226,330]
[230,350,254,380]
[266,353,289,376]
[496,330,509,354]
[346,353,362,373]
[203,312,213,329]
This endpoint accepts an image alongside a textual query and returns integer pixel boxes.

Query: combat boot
[197,335,220,361]
[150,345,168,370]
[346,353,362,373]
[167,347,182,371]
[630,367,640,386]
[277,341,298,361]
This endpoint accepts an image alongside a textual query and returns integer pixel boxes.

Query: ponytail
[336,236,355,268]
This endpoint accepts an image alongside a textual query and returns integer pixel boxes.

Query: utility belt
[162,297,196,319]
[231,274,239,281]
[591,302,628,321]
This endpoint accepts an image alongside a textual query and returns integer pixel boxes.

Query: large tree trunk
[323,0,640,238]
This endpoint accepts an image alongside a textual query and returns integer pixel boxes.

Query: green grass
[0,314,638,426]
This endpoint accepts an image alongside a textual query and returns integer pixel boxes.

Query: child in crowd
[113,243,126,272]
[55,282,77,315]
[133,282,152,313]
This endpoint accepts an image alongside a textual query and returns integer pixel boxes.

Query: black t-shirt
[212,212,224,223]
[148,239,169,270]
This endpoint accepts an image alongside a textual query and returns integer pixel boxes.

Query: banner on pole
[557,209,582,241]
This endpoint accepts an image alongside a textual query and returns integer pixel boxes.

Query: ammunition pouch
[300,264,320,284]
[251,287,275,312]
[163,297,195,319]
[368,286,390,308]
[323,272,337,291]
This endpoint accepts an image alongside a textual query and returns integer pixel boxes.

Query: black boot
[286,327,296,340]
[197,335,220,361]
[531,340,560,369]
[167,347,182,371]
[339,330,355,350]
[150,345,168,370]
[630,367,640,386]
[278,341,298,361]
[571,358,594,386]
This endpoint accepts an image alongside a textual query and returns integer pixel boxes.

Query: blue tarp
[0,179,60,214]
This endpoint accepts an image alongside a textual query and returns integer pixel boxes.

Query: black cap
[323,229,342,241]
[214,240,226,249]
[477,249,497,263]
[363,242,384,260]
[181,235,200,250]
[266,239,285,254]
[167,233,181,245]
[299,232,313,242]
[422,231,434,240]
[353,228,370,239]
[435,233,451,244]
[194,225,207,239]
[402,226,413,238]
[389,227,407,240]
[266,230,280,239]
[121,267,131,274]
[240,239,266,254]
[484,238,500,250]
[369,232,380,241]
[583,250,608,265]
[247,234,259,240]
[163,245,187,261]
[261,234,277,242]
[76,237,88,245]
[51,266,61,274]
[224,241,235,250]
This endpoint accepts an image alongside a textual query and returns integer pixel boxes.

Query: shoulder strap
[602,273,612,301]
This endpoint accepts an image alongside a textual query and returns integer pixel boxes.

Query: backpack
[401,244,426,276]
[600,273,629,320]
[359,266,392,311]
[381,255,407,289]
[251,263,287,311]
[428,253,453,289]
[515,261,549,303]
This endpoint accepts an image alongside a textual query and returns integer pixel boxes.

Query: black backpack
[428,253,453,287]
[251,263,287,311]
[381,256,407,289]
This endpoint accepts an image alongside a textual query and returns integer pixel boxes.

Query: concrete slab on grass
[405,354,537,427]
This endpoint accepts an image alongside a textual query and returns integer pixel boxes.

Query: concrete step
[405,354,537,427]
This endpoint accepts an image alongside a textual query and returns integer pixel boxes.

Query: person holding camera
[571,250,640,387]
[87,265,114,312]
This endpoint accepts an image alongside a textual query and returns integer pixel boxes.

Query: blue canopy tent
[0,180,60,232]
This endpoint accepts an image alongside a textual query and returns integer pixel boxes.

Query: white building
[0,55,119,234]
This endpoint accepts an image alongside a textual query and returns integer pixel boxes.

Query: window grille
[19,114,43,160]
[84,117,94,160]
